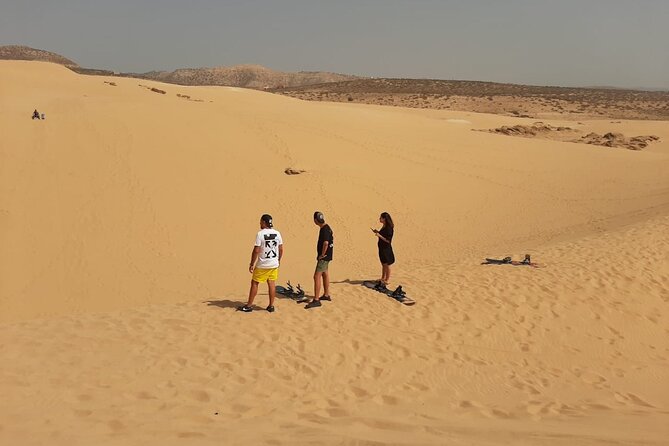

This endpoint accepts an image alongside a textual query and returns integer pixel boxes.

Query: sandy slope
[1,61,668,445]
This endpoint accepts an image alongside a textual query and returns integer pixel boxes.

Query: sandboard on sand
[276,283,305,299]
[482,255,543,268]
[362,281,416,306]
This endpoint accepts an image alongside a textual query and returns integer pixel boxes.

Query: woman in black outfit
[371,212,395,290]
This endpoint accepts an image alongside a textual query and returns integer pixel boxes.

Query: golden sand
[1,62,668,445]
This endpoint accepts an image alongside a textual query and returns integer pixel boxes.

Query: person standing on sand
[305,211,334,309]
[371,212,395,291]
[238,214,284,313]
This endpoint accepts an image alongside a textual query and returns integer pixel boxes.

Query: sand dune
[1,61,668,445]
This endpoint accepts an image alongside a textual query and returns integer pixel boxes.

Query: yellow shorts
[252,267,279,283]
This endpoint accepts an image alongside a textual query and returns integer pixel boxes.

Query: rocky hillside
[273,78,669,120]
[0,45,78,66]
[131,64,358,89]
[0,45,357,89]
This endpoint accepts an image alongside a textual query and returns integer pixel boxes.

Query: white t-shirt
[254,228,283,269]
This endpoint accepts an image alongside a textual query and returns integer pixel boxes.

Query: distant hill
[3,45,666,118]
[0,45,357,89]
[128,64,359,89]
[0,45,78,67]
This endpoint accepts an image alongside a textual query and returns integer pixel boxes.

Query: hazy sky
[2,0,668,88]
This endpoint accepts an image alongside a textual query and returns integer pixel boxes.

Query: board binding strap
[276,281,307,301]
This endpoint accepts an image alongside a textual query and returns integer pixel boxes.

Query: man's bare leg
[313,271,322,301]
[323,270,330,297]
[305,270,324,308]
[267,280,277,307]
[247,280,259,306]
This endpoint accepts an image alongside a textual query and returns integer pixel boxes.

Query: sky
[1,0,668,89]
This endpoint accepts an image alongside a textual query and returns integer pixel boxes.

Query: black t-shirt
[378,226,393,250]
[317,224,334,261]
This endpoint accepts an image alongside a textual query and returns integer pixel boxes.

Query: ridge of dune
[1,61,668,445]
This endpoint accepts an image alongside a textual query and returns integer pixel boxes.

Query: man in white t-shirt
[238,214,284,313]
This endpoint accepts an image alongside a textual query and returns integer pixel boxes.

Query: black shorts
[378,248,395,265]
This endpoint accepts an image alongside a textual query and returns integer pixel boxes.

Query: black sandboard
[362,281,416,306]
[482,258,542,268]
[276,284,306,300]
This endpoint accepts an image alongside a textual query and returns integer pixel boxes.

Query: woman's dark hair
[380,212,394,229]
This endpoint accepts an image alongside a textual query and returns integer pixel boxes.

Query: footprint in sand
[347,386,370,398]
[614,392,655,408]
[173,357,188,367]
[326,407,349,418]
[133,391,157,400]
[526,401,550,416]
[231,403,252,414]
[481,408,514,419]
[581,402,613,411]
[177,432,205,438]
[190,390,211,402]
[405,382,430,392]
[458,400,475,409]
[376,395,400,406]
[357,418,416,432]
[107,419,125,432]
[264,359,276,369]
[581,372,608,388]
[512,380,541,395]
[297,412,329,424]
[362,365,384,379]
[333,352,346,366]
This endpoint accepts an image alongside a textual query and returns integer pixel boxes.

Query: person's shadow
[330,278,370,286]
[204,299,244,310]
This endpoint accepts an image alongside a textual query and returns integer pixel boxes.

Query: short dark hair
[313,211,325,224]
[261,214,273,228]
[380,212,394,228]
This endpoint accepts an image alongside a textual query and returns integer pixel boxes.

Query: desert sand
[1,61,668,445]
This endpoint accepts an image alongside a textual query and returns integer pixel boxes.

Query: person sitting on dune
[32,109,40,120]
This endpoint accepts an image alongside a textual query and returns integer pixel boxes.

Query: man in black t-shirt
[306,211,334,309]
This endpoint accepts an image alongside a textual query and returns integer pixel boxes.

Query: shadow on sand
[204,299,244,311]
[330,278,372,286]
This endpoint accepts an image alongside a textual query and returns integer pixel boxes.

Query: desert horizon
[4,44,669,95]
[1,58,668,445]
